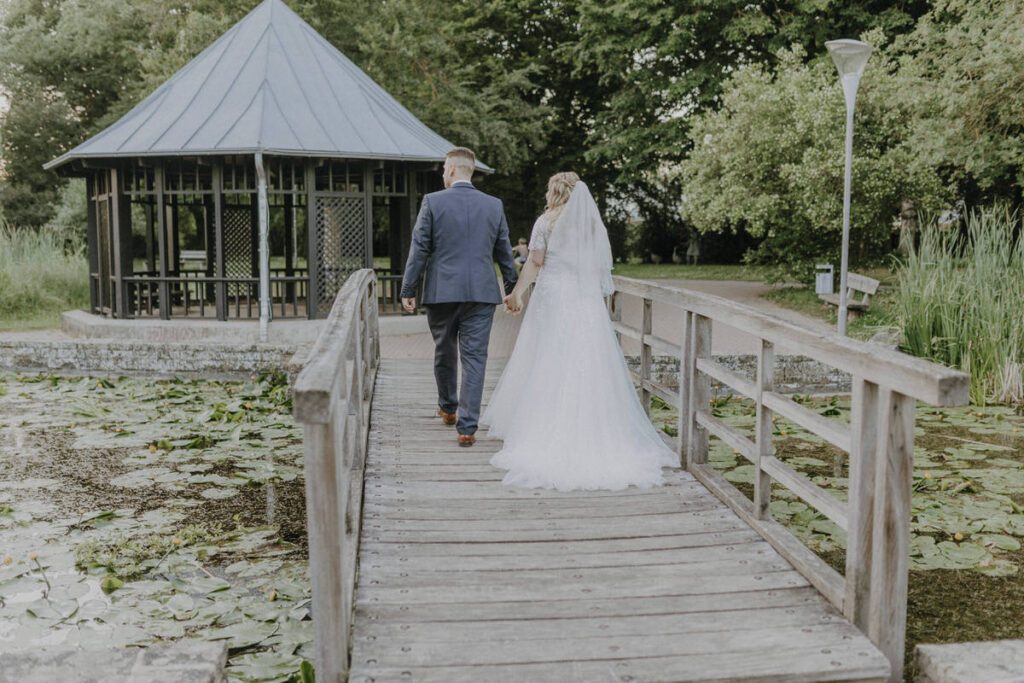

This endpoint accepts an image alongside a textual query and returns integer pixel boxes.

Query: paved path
[380,280,831,360]
[346,358,890,682]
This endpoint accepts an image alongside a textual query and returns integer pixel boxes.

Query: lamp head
[826,39,872,110]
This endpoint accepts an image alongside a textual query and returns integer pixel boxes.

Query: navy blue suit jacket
[400,183,518,305]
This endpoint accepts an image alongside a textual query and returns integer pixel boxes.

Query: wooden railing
[292,269,380,682]
[609,275,970,683]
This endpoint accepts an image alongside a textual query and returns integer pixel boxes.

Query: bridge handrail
[292,268,379,682]
[610,275,970,683]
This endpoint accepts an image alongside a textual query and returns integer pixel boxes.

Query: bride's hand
[504,293,523,314]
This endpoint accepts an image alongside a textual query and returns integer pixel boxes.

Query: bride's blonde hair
[545,172,580,214]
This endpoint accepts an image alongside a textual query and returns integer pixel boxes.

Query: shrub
[0,221,90,325]
[894,205,1023,405]
[680,37,949,282]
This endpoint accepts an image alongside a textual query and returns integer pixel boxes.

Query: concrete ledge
[62,309,325,344]
[0,640,227,683]
[916,640,1024,682]
[0,336,300,379]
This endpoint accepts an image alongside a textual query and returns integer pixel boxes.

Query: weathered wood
[610,276,970,680]
[696,410,757,462]
[867,389,916,683]
[352,623,881,670]
[293,269,377,424]
[346,358,890,682]
[359,539,772,572]
[755,340,775,518]
[687,314,712,467]
[354,586,824,623]
[301,420,348,683]
[612,276,970,407]
[696,356,758,400]
[690,463,846,609]
[845,377,879,629]
[349,644,888,683]
[676,310,693,468]
[639,296,654,414]
[763,390,852,453]
[292,270,379,683]
[760,455,848,529]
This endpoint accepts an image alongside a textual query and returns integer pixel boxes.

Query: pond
[0,372,312,682]
[651,393,1024,675]
[3,371,1022,681]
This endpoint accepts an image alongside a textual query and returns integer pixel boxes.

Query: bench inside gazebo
[43,0,487,328]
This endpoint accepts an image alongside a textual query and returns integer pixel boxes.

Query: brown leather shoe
[437,408,457,426]
[458,434,476,447]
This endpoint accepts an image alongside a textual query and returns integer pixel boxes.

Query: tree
[897,0,1024,206]
[0,0,253,228]
[680,38,949,280]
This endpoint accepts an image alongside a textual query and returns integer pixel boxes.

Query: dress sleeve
[527,214,549,252]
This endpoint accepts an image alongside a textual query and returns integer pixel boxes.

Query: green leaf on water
[101,576,124,594]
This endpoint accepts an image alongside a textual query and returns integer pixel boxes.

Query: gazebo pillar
[255,152,271,341]
[109,167,132,318]
[85,175,99,313]
[305,160,318,320]
[212,162,227,320]
[154,162,170,320]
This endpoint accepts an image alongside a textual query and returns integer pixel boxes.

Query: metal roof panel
[43,0,492,171]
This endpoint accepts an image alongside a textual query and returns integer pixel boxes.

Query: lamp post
[825,38,872,336]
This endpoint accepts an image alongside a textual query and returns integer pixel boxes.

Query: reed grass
[0,221,90,328]
[894,205,1024,405]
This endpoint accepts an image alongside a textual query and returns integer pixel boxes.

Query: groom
[400,147,518,447]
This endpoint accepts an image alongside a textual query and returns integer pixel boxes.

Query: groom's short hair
[446,147,476,177]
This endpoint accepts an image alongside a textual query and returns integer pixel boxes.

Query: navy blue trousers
[424,302,495,435]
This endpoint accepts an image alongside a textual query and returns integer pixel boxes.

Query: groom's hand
[402,297,416,313]
[503,294,522,315]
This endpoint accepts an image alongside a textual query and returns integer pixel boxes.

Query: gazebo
[43,0,488,332]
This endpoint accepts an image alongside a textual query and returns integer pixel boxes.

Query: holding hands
[503,293,523,315]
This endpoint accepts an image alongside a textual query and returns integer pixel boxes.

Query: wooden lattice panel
[315,195,365,314]
[222,205,252,297]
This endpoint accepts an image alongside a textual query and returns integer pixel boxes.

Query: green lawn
[762,266,898,341]
[611,262,771,281]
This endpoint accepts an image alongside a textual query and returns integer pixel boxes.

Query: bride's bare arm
[505,249,544,313]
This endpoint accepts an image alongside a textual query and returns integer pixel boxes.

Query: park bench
[180,249,207,269]
[819,271,880,315]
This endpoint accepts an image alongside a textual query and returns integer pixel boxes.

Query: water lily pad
[200,487,239,500]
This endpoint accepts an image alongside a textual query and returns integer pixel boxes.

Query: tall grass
[0,221,90,328]
[894,205,1024,405]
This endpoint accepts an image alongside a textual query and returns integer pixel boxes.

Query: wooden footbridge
[293,270,970,683]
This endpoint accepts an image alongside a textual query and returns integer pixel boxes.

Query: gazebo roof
[44,0,487,171]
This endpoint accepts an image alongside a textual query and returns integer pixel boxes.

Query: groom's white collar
[451,179,474,187]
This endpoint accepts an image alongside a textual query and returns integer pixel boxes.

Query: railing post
[845,377,879,628]
[640,297,653,415]
[300,411,348,682]
[676,311,693,469]
[608,291,621,346]
[754,339,774,518]
[868,388,916,683]
[686,314,712,467]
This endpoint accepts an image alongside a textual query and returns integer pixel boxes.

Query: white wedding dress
[481,181,677,491]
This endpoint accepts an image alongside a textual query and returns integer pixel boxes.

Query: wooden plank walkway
[348,359,891,682]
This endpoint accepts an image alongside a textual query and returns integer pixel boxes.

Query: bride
[481,172,677,491]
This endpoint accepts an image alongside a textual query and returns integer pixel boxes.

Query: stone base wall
[0,337,303,380]
[625,354,852,396]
